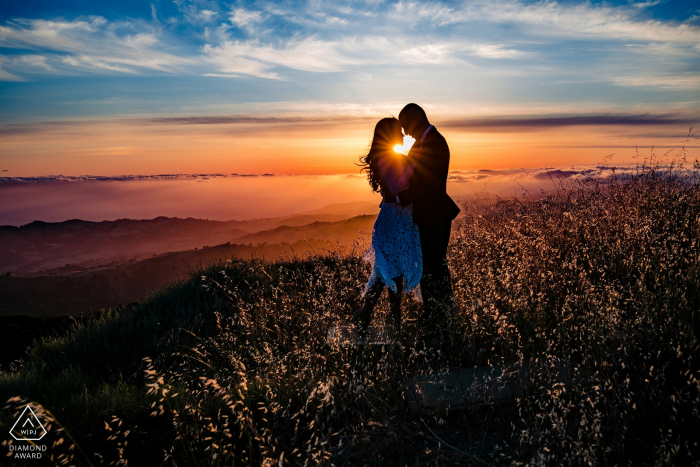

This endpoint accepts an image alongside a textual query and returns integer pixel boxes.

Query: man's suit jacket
[403,126,460,225]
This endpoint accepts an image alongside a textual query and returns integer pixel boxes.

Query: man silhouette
[398,103,460,328]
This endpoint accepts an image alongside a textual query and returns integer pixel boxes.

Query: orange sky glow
[1,118,694,177]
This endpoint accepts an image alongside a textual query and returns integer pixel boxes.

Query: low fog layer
[0,166,661,226]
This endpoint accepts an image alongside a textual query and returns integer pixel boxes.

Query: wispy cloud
[203,37,358,78]
[630,1,663,9]
[141,115,367,125]
[230,8,264,30]
[0,16,194,75]
[0,56,23,81]
[0,0,697,128]
[468,44,524,59]
[0,1,697,85]
[0,173,278,185]
[612,74,700,90]
[462,0,700,43]
[390,1,460,26]
[174,0,221,25]
[1,112,695,139]
[399,43,454,63]
[441,113,699,130]
[180,0,700,89]
[0,68,22,81]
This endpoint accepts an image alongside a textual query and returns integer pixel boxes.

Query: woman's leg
[353,278,384,331]
[387,277,403,333]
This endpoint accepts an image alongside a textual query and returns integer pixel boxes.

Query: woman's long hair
[358,117,402,193]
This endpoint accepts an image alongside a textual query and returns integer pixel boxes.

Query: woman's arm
[378,153,416,196]
[396,160,415,191]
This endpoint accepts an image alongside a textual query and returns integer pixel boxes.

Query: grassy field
[1,161,699,466]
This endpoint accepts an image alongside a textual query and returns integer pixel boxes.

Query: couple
[353,103,460,335]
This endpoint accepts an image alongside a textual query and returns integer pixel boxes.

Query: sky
[0,0,699,206]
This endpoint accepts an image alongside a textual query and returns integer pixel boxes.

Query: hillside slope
[0,215,375,316]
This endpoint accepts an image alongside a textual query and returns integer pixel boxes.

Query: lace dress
[363,153,423,295]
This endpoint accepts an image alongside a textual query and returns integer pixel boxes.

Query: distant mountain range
[0,202,379,316]
[1,201,379,275]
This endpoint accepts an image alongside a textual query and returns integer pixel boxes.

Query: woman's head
[369,117,403,154]
[359,118,403,192]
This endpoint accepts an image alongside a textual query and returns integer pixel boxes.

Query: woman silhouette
[353,117,422,334]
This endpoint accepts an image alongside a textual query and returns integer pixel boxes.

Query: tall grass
[1,159,699,466]
[450,160,700,465]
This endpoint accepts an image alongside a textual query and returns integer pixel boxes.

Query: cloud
[0,114,375,137]
[613,74,700,90]
[197,10,219,22]
[400,43,454,63]
[440,114,699,130]
[630,1,663,9]
[0,53,55,80]
[390,2,460,26]
[468,44,524,59]
[230,8,264,30]
[0,1,696,77]
[1,112,695,139]
[399,41,524,63]
[140,115,366,125]
[0,0,697,99]
[0,173,278,185]
[382,0,700,45]
[0,68,22,81]
[196,1,699,84]
[203,34,525,78]
[0,56,23,81]
[470,0,700,44]
[173,0,221,25]
[202,41,279,78]
[203,37,361,78]
[0,16,107,50]
[4,54,55,72]
[0,16,194,75]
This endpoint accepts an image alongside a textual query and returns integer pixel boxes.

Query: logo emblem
[9,406,47,441]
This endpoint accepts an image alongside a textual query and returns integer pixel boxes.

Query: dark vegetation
[0,232,372,317]
[0,315,92,372]
[1,159,699,466]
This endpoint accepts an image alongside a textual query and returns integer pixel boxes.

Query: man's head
[398,103,430,138]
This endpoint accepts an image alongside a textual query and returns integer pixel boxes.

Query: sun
[393,135,416,155]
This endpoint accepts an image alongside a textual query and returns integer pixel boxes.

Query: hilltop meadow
[1,159,699,466]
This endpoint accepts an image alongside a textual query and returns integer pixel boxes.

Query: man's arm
[397,187,414,206]
[422,133,450,196]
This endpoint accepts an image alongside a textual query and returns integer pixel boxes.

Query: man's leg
[418,218,454,322]
[416,219,454,369]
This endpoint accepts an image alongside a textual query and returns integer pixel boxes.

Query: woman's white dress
[363,153,423,295]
